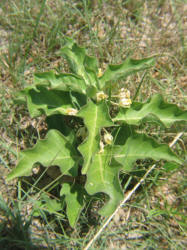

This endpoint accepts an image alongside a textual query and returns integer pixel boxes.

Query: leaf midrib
[82,104,98,173]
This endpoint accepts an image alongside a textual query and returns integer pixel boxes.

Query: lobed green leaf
[114,94,187,127]
[7,130,78,181]
[20,86,86,117]
[113,133,182,171]
[60,183,86,228]
[85,147,123,216]
[24,86,73,117]
[34,71,87,94]
[99,57,155,88]
[60,37,99,88]
[77,100,114,174]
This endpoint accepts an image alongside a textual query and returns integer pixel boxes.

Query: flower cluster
[118,88,132,107]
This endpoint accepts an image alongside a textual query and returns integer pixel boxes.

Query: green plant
[6,37,187,228]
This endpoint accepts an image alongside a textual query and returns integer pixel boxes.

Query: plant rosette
[7,37,187,228]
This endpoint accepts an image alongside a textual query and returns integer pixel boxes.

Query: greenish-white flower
[97,68,103,77]
[118,88,132,107]
[118,88,130,99]
[104,133,113,145]
[96,91,108,102]
[66,108,78,115]
[119,97,132,107]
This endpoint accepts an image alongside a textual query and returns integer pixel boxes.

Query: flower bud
[104,133,113,145]
[118,88,132,107]
[66,108,78,116]
[97,68,103,77]
[96,91,108,102]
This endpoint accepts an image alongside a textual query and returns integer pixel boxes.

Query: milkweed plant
[7,37,187,227]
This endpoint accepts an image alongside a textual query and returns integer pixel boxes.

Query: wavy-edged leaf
[21,86,86,118]
[25,86,72,117]
[113,133,182,172]
[84,54,99,73]
[60,183,85,228]
[85,146,123,216]
[99,57,155,88]
[34,71,87,94]
[60,37,99,87]
[113,94,187,127]
[77,100,114,174]
[7,130,78,181]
